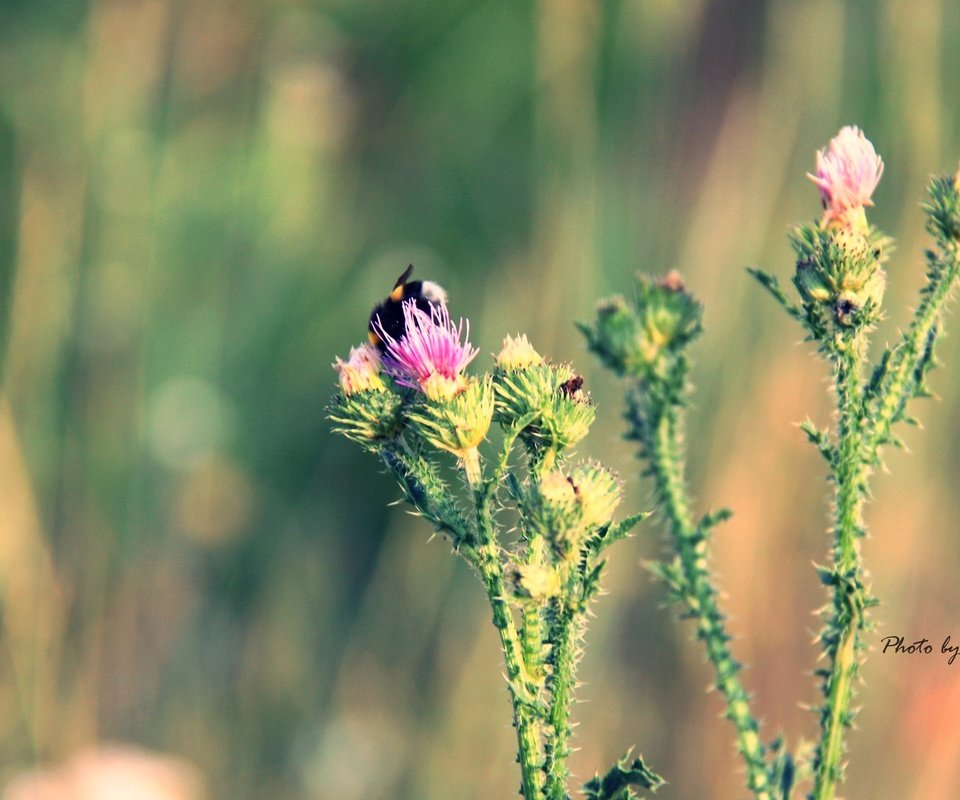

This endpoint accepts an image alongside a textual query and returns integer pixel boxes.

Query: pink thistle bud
[374,299,479,402]
[808,126,884,227]
[333,342,385,396]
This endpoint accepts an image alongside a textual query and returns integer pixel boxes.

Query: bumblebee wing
[392,264,415,292]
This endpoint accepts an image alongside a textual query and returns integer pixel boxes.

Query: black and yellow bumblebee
[368,265,448,350]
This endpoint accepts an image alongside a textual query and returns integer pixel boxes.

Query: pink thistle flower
[808,126,884,227]
[374,299,479,402]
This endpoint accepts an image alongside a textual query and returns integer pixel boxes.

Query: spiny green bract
[571,461,623,530]
[525,463,622,560]
[493,361,596,456]
[405,375,495,457]
[579,273,702,379]
[327,387,405,449]
[790,225,888,329]
[924,172,960,242]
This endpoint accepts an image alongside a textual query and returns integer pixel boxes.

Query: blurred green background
[1,0,960,797]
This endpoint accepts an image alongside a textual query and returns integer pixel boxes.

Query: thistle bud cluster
[747,127,960,800]
[330,293,650,798]
[579,272,702,378]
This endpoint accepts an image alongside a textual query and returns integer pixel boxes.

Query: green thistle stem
[812,341,868,800]
[521,538,547,687]
[644,367,773,800]
[543,599,577,800]
[380,445,476,553]
[867,238,960,454]
[834,344,866,579]
[475,493,544,799]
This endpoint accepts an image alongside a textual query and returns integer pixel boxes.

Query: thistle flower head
[809,126,884,228]
[333,342,385,396]
[375,299,479,402]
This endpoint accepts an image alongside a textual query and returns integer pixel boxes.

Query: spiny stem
[475,487,544,799]
[521,537,548,687]
[866,238,960,455]
[543,598,577,800]
[644,368,773,800]
[380,445,476,554]
[834,344,866,579]
[812,341,868,800]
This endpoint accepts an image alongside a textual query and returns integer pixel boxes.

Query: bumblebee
[368,265,448,350]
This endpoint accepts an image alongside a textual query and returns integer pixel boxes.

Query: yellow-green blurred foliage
[1,1,959,798]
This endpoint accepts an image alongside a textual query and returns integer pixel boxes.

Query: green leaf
[747,267,807,323]
[583,752,665,800]
[799,419,835,463]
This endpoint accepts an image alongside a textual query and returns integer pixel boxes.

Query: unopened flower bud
[571,462,622,530]
[329,343,405,447]
[328,388,405,448]
[494,360,595,458]
[540,470,578,507]
[580,274,702,377]
[924,170,960,242]
[791,224,884,327]
[495,334,544,372]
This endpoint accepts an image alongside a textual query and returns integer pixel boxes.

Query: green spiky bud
[791,225,885,328]
[580,272,702,377]
[328,344,405,448]
[407,375,495,459]
[571,461,623,530]
[795,260,833,303]
[494,358,595,458]
[328,389,405,449]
